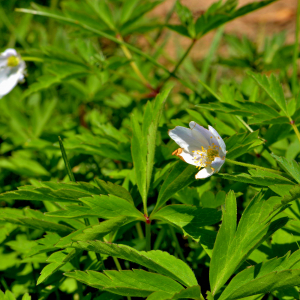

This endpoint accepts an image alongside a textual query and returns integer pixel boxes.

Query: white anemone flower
[0,48,26,98]
[169,121,226,179]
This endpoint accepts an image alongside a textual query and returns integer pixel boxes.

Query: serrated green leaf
[66,269,183,297]
[46,194,143,220]
[248,71,288,116]
[0,181,104,203]
[147,285,202,300]
[166,24,191,38]
[153,204,221,241]
[225,131,263,159]
[195,0,275,37]
[272,154,300,183]
[153,161,197,213]
[37,248,81,285]
[196,101,280,118]
[146,87,171,194]
[131,115,147,207]
[209,191,289,295]
[94,178,134,205]
[55,217,132,248]
[219,250,300,300]
[70,240,198,287]
[0,208,75,234]
[62,134,132,162]
[218,172,294,186]
[120,0,139,24]
[86,0,115,30]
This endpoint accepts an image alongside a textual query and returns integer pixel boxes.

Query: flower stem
[161,39,197,86]
[291,121,300,145]
[168,225,187,263]
[116,34,153,90]
[113,257,131,300]
[226,158,287,177]
[136,222,144,239]
[146,222,151,251]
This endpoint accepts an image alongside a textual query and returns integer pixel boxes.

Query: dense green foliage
[1,0,300,299]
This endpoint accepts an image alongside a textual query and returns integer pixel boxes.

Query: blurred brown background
[150,0,297,60]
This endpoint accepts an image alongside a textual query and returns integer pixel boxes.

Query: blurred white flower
[0,48,26,98]
[169,121,226,179]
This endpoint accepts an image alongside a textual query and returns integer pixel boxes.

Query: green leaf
[94,178,134,205]
[66,269,183,297]
[0,182,98,203]
[209,191,289,295]
[0,208,75,234]
[131,115,147,207]
[86,0,115,30]
[146,87,171,194]
[153,161,197,213]
[196,101,280,118]
[58,136,76,182]
[55,217,131,248]
[225,131,263,159]
[61,133,132,162]
[152,205,221,241]
[218,172,294,187]
[47,194,143,220]
[37,248,82,285]
[120,0,139,24]
[22,64,89,99]
[166,25,190,38]
[26,233,61,257]
[272,154,300,184]
[147,285,202,300]
[195,0,276,37]
[248,71,288,116]
[219,250,300,300]
[70,241,198,287]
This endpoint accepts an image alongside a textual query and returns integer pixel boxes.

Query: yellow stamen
[7,56,20,67]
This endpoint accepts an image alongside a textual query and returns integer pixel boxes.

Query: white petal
[1,49,18,59]
[169,126,200,152]
[188,121,210,148]
[195,167,214,179]
[189,121,218,147]
[208,125,226,156]
[178,150,197,166]
[211,156,225,173]
[0,68,21,97]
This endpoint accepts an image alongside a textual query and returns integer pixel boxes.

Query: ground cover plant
[1,0,300,299]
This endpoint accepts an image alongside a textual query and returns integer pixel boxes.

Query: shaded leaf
[70,240,198,287]
[154,161,197,213]
[153,204,221,241]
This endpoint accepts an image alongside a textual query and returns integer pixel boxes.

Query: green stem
[113,257,122,271]
[116,34,153,89]
[146,222,151,251]
[135,222,144,239]
[77,279,84,300]
[168,225,187,263]
[113,257,131,300]
[291,122,300,145]
[292,0,300,95]
[226,158,288,177]
[162,39,197,85]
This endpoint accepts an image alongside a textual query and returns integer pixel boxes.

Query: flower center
[192,144,220,169]
[7,56,20,67]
